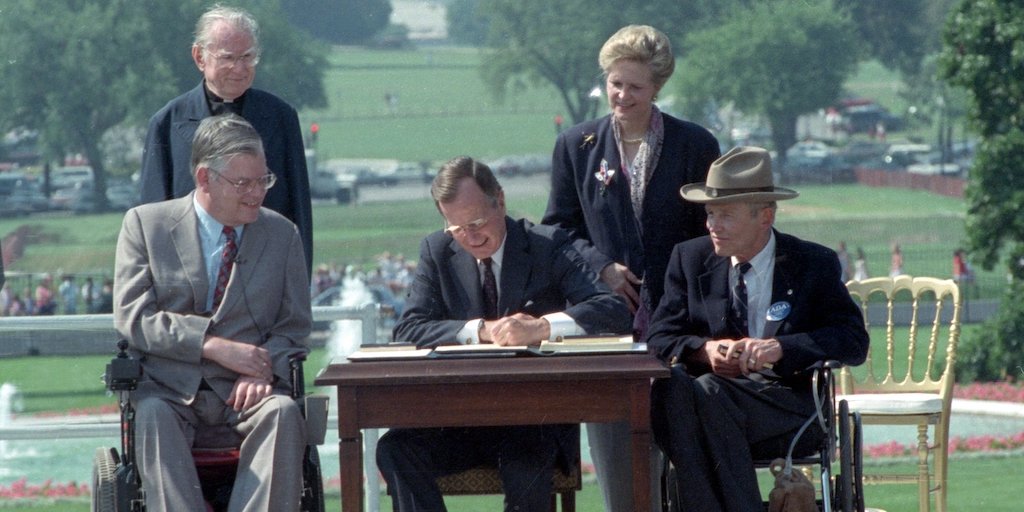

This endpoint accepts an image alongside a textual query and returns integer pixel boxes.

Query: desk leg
[338,388,364,512]
[630,379,653,512]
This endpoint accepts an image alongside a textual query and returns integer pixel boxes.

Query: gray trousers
[586,421,664,512]
[134,391,306,512]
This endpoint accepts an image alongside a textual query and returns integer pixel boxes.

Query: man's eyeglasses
[209,169,277,193]
[444,216,490,238]
[206,48,260,69]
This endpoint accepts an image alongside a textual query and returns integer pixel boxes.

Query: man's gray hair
[194,4,261,54]
[431,156,502,207]
[190,114,264,180]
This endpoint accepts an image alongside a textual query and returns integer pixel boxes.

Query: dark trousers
[651,366,821,512]
[377,425,562,512]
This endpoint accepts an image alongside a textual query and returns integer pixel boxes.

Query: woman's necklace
[622,136,644,144]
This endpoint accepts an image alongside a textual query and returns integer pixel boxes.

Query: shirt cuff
[542,312,583,341]
[459,319,483,345]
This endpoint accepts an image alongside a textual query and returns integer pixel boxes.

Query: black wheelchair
[661,362,865,512]
[91,340,328,512]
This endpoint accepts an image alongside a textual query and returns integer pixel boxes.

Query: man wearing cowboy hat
[645,146,868,511]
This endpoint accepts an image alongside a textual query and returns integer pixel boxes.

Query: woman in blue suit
[541,25,720,511]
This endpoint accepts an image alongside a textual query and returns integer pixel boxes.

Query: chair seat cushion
[838,393,942,415]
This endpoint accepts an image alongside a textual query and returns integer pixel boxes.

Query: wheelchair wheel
[852,411,865,512]
[92,447,119,512]
[836,400,855,512]
[301,446,326,512]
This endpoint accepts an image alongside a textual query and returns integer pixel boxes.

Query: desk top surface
[314,352,669,387]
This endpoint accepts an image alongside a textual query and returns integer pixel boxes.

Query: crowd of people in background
[311,251,416,301]
[0,273,113,317]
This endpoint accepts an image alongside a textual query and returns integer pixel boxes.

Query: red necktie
[482,257,498,320]
[212,226,237,311]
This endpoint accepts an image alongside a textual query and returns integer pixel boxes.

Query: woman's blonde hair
[598,25,674,89]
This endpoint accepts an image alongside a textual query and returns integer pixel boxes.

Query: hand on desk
[480,313,551,346]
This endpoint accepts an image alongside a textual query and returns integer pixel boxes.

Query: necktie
[481,257,498,320]
[733,262,753,336]
[212,226,237,311]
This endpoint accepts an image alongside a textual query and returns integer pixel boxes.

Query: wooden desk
[315,352,669,512]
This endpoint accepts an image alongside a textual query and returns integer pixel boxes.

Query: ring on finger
[748,358,757,366]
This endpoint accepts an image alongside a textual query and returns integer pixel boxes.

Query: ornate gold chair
[840,276,961,512]
[436,462,580,512]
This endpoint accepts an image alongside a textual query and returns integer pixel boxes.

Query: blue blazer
[393,217,632,347]
[139,82,313,274]
[645,230,868,383]
[542,113,719,313]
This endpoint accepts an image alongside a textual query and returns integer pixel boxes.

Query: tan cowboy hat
[680,146,798,203]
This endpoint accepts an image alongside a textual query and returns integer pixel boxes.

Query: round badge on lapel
[766,301,792,321]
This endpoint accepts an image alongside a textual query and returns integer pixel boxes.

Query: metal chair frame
[661,362,865,512]
[840,276,961,512]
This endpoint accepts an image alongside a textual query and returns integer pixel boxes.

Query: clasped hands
[700,337,782,378]
[479,313,550,346]
[202,335,276,412]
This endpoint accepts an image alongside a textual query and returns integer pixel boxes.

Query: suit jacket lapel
[497,219,529,314]
[763,233,797,338]
[168,196,209,314]
[698,254,733,337]
[450,238,485,319]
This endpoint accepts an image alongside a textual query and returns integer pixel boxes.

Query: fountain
[0,383,23,465]
[327,269,376,360]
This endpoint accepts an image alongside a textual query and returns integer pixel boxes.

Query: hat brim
[679,183,799,204]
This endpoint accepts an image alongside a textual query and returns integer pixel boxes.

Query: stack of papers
[347,336,645,361]
[537,335,640,354]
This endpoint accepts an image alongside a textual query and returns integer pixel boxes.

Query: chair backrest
[840,276,961,397]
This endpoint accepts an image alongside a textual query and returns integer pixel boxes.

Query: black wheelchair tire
[301,446,326,512]
[92,447,119,512]
[837,400,855,512]
[852,410,865,512]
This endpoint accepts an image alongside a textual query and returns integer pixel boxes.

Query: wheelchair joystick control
[106,339,142,392]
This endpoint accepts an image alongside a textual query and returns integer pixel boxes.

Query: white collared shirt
[458,235,582,344]
[731,231,776,338]
[193,195,244,312]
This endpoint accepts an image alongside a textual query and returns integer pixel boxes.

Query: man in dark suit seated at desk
[377,156,631,512]
[645,146,869,512]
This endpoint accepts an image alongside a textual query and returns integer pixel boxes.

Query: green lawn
[6,454,1022,511]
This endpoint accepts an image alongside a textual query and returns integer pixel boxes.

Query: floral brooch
[594,159,616,196]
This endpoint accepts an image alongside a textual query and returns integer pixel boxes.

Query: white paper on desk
[347,346,433,361]
[431,344,530,355]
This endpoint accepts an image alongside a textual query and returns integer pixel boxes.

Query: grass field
[6,452,1022,512]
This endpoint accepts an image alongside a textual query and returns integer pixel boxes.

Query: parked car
[391,162,433,184]
[785,140,831,161]
[105,182,139,211]
[5,181,51,216]
[50,165,94,190]
[51,182,96,212]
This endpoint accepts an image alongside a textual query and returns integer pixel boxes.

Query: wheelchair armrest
[105,339,141,392]
[303,394,330,445]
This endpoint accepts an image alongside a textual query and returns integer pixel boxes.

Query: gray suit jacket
[113,194,311,404]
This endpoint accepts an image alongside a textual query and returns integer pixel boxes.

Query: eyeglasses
[206,48,260,69]
[209,169,277,193]
[444,216,491,238]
